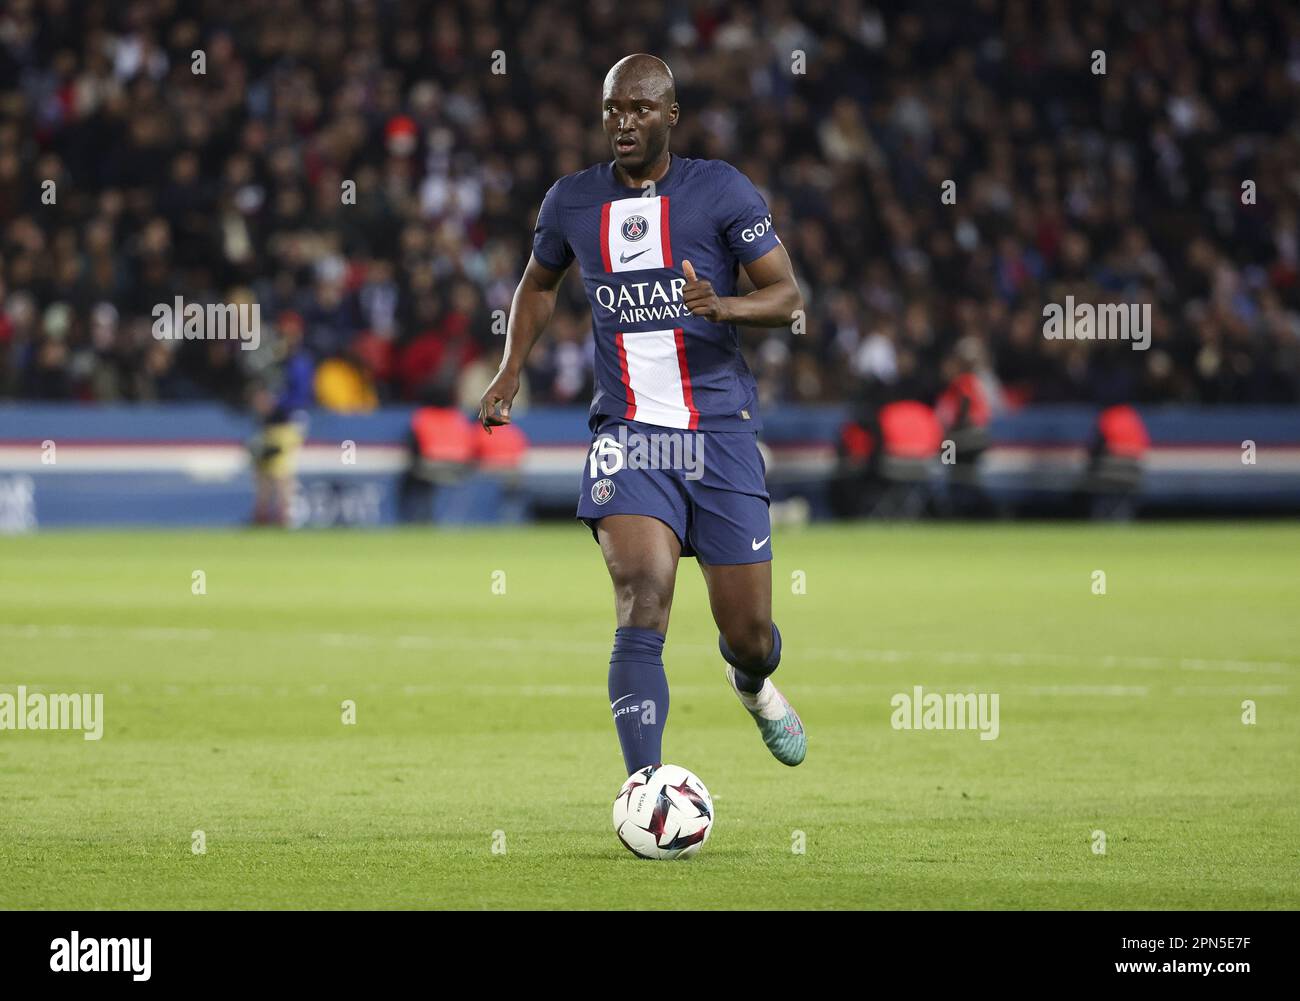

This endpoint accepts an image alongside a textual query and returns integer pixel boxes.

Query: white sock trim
[752,679,786,720]
[730,669,785,720]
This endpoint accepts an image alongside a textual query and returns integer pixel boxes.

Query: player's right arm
[478,253,567,431]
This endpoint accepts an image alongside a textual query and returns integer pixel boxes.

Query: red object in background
[439,308,472,341]
[1268,261,1297,290]
[878,401,945,459]
[1001,385,1033,409]
[692,8,722,46]
[935,372,991,430]
[840,422,875,461]
[411,406,475,464]
[1036,215,1063,264]
[344,260,369,292]
[396,327,479,400]
[1098,404,1150,458]
[475,423,528,469]
[385,115,418,156]
[350,330,395,383]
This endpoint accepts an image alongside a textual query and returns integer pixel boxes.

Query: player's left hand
[682,260,729,323]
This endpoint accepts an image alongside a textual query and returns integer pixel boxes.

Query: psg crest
[621,215,648,242]
[592,478,616,505]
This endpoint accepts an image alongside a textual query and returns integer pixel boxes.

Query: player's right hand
[478,369,519,433]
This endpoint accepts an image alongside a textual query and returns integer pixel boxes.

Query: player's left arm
[682,244,803,327]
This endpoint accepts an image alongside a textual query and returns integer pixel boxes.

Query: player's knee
[612,570,674,631]
[721,618,773,669]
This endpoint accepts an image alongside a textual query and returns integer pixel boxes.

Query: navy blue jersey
[532,155,781,431]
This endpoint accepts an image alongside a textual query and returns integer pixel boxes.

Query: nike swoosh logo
[751,536,769,550]
[610,694,637,709]
[619,248,651,264]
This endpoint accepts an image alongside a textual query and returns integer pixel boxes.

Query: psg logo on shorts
[592,478,616,505]
[621,215,648,242]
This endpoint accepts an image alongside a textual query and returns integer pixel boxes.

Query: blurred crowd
[1,0,1299,417]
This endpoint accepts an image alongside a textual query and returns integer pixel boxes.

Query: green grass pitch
[1,522,1297,909]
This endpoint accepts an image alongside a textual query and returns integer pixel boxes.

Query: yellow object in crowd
[314,358,378,413]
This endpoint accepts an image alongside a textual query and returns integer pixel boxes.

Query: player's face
[602,83,675,174]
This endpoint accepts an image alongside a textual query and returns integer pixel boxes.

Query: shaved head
[602,54,679,184]
[603,53,676,106]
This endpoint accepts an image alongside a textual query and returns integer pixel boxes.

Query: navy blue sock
[608,626,670,775]
[720,622,782,694]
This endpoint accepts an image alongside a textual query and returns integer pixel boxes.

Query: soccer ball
[612,763,714,859]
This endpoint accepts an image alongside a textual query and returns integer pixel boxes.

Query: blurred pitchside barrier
[0,404,1298,529]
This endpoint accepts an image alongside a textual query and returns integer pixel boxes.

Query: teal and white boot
[725,667,806,766]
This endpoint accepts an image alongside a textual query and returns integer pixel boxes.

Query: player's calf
[719,620,779,692]
[720,623,806,766]
[608,626,670,775]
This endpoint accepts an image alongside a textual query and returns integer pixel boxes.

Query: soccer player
[478,54,806,775]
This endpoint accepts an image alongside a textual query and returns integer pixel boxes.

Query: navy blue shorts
[576,416,772,564]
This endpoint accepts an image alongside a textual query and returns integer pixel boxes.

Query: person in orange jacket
[398,383,477,522]
[934,338,1000,516]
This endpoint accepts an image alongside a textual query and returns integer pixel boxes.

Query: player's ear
[668,102,680,127]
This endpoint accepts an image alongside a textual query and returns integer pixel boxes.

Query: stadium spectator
[1075,403,1152,520]
[399,382,477,522]
[247,386,303,527]
[935,337,1001,516]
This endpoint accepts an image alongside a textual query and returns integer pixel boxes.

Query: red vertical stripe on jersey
[659,196,673,268]
[615,332,637,420]
[673,327,698,429]
[599,202,613,273]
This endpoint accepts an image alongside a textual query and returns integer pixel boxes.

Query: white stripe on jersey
[620,328,694,430]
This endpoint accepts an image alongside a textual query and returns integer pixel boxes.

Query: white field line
[1,623,1297,687]
[1170,685,1291,696]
